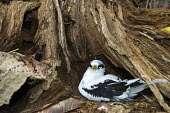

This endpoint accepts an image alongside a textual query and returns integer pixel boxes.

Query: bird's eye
[98,64,104,68]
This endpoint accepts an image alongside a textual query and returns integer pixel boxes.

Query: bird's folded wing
[83,80,128,99]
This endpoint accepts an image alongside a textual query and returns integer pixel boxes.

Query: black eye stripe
[89,64,104,68]
[98,64,104,68]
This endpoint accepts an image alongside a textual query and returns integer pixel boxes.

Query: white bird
[78,60,168,102]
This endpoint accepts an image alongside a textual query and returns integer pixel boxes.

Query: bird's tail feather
[145,79,168,85]
[128,79,168,98]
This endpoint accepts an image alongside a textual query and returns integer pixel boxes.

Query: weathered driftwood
[0,1,40,51]
[29,0,62,103]
[0,0,170,112]
[0,52,42,106]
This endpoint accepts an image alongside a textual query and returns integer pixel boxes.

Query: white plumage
[78,60,168,102]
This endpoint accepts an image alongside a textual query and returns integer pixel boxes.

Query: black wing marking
[82,80,128,99]
[128,79,144,87]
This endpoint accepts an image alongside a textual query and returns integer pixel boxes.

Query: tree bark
[0,0,170,112]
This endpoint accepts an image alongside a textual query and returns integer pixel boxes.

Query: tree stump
[0,0,170,112]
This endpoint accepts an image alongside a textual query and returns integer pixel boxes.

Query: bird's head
[89,60,105,72]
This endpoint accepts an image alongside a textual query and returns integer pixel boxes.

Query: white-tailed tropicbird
[78,60,168,102]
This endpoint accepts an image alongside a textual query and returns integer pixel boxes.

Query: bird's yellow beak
[92,65,98,70]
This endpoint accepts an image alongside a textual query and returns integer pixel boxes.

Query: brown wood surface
[0,0,170,112]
